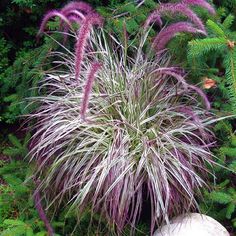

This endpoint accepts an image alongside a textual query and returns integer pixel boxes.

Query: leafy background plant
[0,0,236,235]
[200,120,236,233]
[0,133,49,235]
[188,15,236,113]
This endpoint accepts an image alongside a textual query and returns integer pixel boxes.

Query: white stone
[154,213,230,236]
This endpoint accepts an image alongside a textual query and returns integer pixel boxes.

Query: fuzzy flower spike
[75,12,103,83]
[29,1,218,235]
[37,2,103,83]
[182,0,216,15]
[60,1,93,43]
[153,21,206,52]
[37,1,95,40]
[145,0,216,53]
[37,10,72,38]
[146,3,206,32]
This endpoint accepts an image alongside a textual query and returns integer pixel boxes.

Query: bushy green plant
[0,159,49,235]
[3,133,30,157]
[0,132,49,235]
[0,36,60,123]
[0,0,62,123]
[97,0,157,38]
[213,0,236,16]
[200,120,236,234]
[188,14,236,113]
[0,160,134,235]
[0,38,10,75]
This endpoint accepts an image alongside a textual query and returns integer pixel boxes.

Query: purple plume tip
[37,10,71,38]
[153,22,206,52]
[182,0,216,15]
[80,62,102,120]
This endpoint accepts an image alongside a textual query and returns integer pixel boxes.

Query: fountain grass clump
[29,1,218,234]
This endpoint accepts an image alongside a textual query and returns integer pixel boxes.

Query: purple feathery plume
[66,9,86,20]
[37,10,71,38]
[34,179,54,236]
[153,22,206,52]
[68,14,85,24]
[188,84,211,110]
[60,1,93,45]
[159,3,206,32]
[182,0,216,15]
[75,13,103,82]
[144,10,163,29]
[61,10,86,44]
[61,1,93,15]
[60,1,93,24]
[37,2,94,42]
[80,62,102,120]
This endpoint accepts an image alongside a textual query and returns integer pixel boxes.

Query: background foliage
[0,0,235,235]
[200,120,236,233]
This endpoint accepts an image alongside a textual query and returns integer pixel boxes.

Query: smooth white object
[154,213,230,236]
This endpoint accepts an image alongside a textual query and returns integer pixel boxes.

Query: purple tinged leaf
[34,180,54,236]
[80,62,102,120]
[182,0,216,15]
[153,67,188,89]
[178,106,209,139]
[153,22,206,51]
[188,84,211,110]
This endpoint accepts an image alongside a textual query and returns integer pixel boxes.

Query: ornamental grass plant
[28,0,221,234]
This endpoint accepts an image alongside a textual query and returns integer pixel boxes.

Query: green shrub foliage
[188,15,236,113]
[200,120,236,233]
[0,158,49,235]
